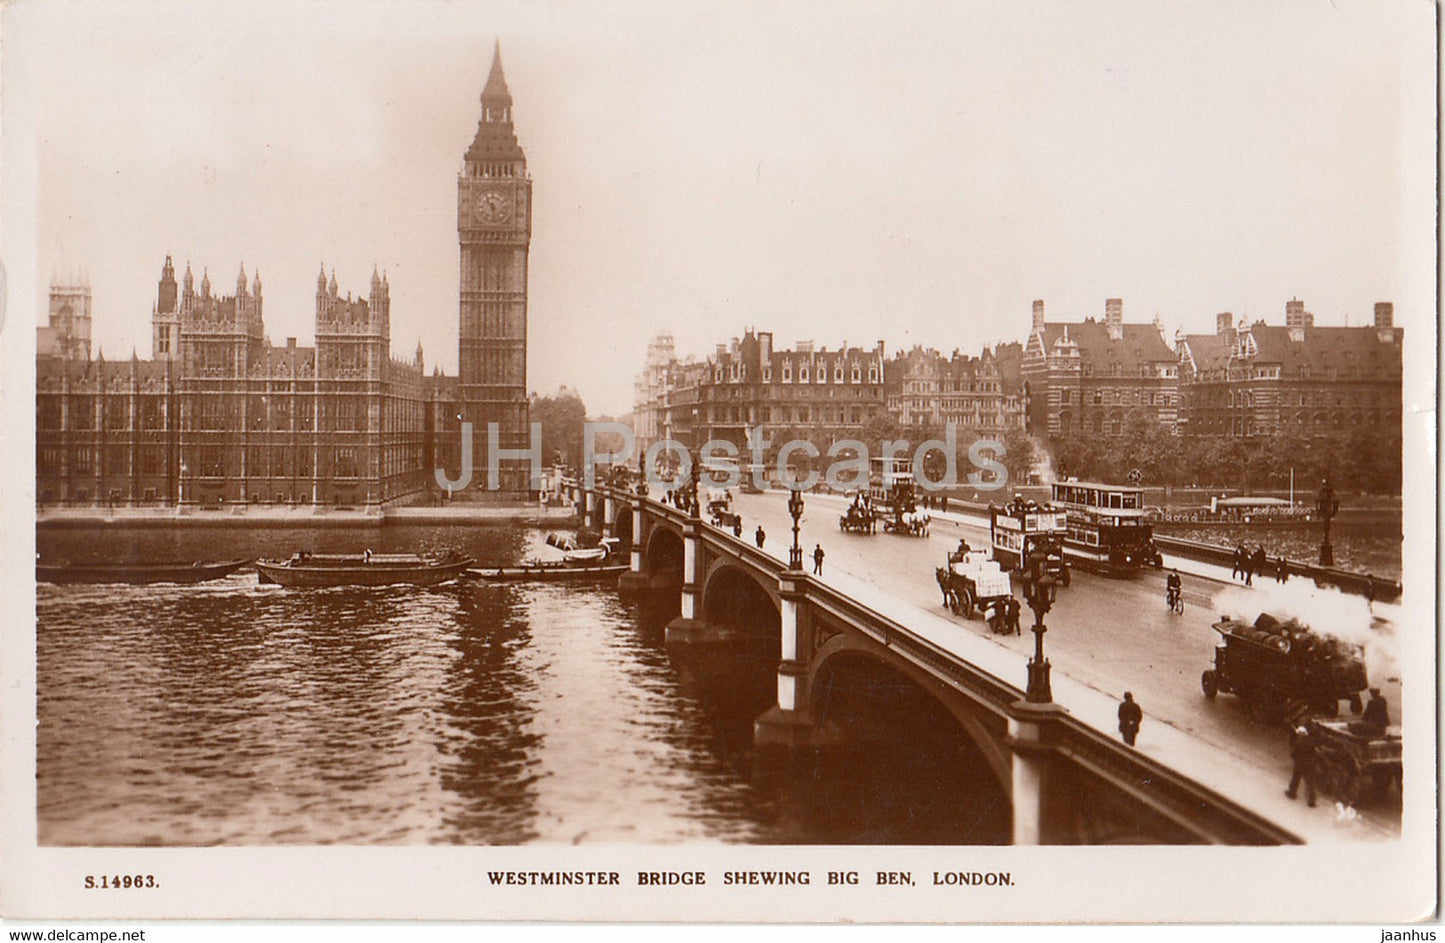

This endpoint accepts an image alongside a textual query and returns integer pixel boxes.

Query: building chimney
[1105,298,1123,340]
[1286,298,1307,342]
[1031,299,1045,333]
[1375,301,1395,342]
[1216,312,1237,348]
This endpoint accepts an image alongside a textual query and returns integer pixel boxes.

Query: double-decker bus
[867,456,915,510]
[1050,480,1161,575]
[990,499,1069,575]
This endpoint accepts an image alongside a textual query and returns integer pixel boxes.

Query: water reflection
[38,523,1023,846]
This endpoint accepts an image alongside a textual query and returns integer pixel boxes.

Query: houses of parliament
[36,45,532,509]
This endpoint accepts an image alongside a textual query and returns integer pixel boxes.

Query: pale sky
[4,0,1435,417]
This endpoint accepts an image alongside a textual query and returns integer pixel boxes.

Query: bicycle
[1166,584,1184,615]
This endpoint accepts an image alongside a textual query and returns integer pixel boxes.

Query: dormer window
[782,361,792,383]
[800,365,809,383]
[834,365,843,383]
[868,366,879,383]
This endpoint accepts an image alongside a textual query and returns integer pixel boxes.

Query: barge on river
[254,551,472,587]
[37,559,252,585]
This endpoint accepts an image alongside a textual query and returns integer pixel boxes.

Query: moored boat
[471,535,625,581]
[468,561,628,582]
[253,551,473,587]
[36,559,253,585]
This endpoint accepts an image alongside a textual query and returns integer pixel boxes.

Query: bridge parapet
[593,483,1300,846]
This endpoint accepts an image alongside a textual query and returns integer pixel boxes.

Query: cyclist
[1165,568,1183,612]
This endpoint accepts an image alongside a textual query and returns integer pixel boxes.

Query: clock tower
[458,41,532,496]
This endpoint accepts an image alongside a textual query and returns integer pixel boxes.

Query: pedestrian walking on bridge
[1286,725,1318,807]
[1118,692,1142,746]
[755,526,765,549]
[812,543,825,575]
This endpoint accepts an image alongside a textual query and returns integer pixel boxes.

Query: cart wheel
[1201,670,1218,699]
[1336,754,1364,805]
[962,588,976,618]
[949,593,962,616]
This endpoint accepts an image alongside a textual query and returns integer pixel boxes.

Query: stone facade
[1177,301,1402,439]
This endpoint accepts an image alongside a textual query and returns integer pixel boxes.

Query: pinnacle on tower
[482,40,512,109]
[466,41,525,164]
[318,264,328,290]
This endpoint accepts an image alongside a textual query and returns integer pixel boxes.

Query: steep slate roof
[1180,333,1232,375]
[1247,324,1402,378]
[1035,319,1175,370]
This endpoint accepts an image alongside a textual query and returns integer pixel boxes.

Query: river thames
[36,523,1000,846]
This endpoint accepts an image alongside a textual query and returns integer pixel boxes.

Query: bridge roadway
[727,489,1402,841]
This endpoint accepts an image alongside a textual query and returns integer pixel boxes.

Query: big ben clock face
[475,190,512,224]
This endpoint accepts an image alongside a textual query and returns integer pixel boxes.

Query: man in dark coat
[1118,692,1142,746]
[754,526,765,549]
[1362,688,1391,731]
[1232,544,1246,580]
[812,543,825,575]
[1286,725,1318,806]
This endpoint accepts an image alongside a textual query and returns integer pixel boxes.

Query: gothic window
[335,448,358,478]
[38,399,61,431]
[800,365,810,383]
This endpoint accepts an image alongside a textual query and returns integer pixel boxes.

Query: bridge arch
[700,563,780,641]
[809,632,1013,795]
[644,524,685,582]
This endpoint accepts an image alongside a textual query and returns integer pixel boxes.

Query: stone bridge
[566,480,1301,846]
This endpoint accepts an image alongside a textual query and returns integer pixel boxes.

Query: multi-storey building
[37,44,535,508]
[633,332,682,454]
[885,345,1026,436]
[632,329,887,457]
[37,277,92,361]
[37,260,432,509]
[1021,298,1180,437]
[455,42,532,496]
[1176,300,1402,439]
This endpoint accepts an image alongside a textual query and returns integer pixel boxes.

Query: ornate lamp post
[1019,549,1057,703]
[787,486,805,571]
[635,454,648,497]
[686,460,700,518]
[1317,477,1339,567]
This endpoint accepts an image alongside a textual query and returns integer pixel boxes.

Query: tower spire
[482,40,512,110]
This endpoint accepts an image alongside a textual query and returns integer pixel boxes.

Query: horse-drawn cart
[839,503,876,534]
[936,550,1016,633]
[1309,717,1402,805]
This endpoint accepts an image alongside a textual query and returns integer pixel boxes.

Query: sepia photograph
[1,0,1437,927]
